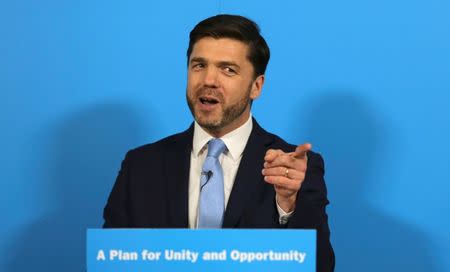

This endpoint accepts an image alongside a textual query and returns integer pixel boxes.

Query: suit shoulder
[125,128,191,159]
[262,130,295,150]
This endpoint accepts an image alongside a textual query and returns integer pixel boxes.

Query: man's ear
[250,74,265,100]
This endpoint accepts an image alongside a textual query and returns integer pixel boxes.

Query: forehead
[190,37,250,63]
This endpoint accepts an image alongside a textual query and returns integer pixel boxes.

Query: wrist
[276,194,296,213]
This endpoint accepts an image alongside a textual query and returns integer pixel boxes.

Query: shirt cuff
[276,196,294,225]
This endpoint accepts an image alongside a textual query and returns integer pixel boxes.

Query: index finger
[293,143,312,159]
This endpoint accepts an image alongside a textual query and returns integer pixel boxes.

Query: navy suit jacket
[103,119,335,271]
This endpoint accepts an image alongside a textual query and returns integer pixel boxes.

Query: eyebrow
[190,57,207,64]
[190,57,240,69]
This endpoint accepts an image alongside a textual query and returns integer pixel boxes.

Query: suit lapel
[164,125,194,228]
[222,119,274,228]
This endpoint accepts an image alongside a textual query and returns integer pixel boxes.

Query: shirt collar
[192,114,253,161]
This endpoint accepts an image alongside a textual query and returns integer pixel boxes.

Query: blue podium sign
[87,229,316,271]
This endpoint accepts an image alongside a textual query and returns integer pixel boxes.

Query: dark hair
[187,14,270,77]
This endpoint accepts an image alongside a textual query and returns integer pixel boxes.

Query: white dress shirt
[188,114,292,228]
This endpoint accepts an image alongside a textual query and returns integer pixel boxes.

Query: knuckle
[279,155,289,164]
[295,161,307,172]
[299,164,307,172]
[298,173,305,181]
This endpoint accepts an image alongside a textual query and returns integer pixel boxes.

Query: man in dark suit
[103,14,335,271]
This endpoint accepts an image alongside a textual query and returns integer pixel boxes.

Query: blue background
[1,0,449,271]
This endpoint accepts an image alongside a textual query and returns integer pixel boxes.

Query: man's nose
[202,67,219,87]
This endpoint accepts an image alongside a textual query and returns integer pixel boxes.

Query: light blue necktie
[198,138,227,228]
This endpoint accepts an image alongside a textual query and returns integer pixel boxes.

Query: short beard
[186,85,252,133]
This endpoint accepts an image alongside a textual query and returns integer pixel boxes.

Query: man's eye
[223,67,236,75]
[192,63,205,70]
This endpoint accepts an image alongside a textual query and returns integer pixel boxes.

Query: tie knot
[207,138,226,158]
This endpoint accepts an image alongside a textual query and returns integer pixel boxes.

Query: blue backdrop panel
[1,0,449,271]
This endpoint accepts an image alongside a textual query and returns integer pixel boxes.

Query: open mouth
[199,96,219,105]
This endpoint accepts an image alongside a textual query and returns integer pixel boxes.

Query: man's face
[186,37,264,137]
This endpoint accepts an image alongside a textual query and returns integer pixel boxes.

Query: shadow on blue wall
[303,91,436,271]
[5,103,146,271]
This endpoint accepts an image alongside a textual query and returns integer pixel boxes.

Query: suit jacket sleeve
[103,150,133,228]
[286,152,335,272]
